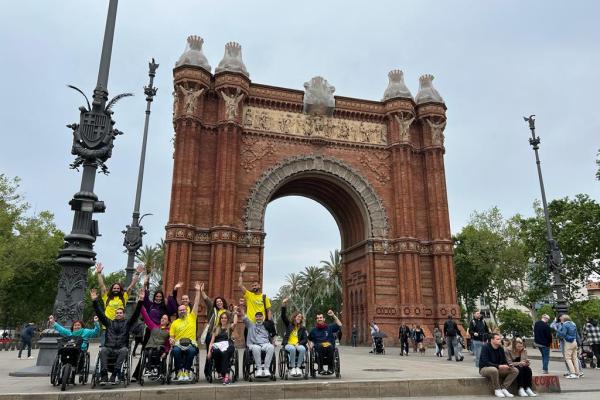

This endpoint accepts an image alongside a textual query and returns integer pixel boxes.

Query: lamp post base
[9,330,59,377]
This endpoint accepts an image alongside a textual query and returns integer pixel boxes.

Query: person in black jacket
[468,310,490,368]
[281,298,308,377]
[443,315,459,361]
[398,324,410,356]
[479,333,519,398]
[533,314,552,374]
[91,288,142,385]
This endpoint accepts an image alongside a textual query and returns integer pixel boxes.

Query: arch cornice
[243,155,389,239]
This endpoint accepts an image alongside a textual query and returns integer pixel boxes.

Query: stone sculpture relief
[426,118,446,146]
[240,135,275,172]
[220,89,245,120]
[175,35,211,72]
[394,112,415,142]
[415,74,444,104]
[303,76,336,116]
[176,85,205,115]
[242,106,387,145]
[382,69,413,101]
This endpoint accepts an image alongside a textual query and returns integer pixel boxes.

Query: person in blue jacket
[48,314,100,351]
[308,309,342,374]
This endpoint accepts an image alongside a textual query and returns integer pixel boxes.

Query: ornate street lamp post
[524,115,569,316]
[123,59,159,289]
[11,0,127,376]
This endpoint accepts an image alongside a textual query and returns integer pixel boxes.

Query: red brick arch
[163,65,459,344]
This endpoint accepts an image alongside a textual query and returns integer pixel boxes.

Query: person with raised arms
[169,281,201,382]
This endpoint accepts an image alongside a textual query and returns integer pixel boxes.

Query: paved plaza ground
[1,344,599,398]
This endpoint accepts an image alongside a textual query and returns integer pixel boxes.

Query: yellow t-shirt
[216,308,226,322]
[288,327,299,346]
[101,292,129,320]
[170,312,197,346]
[243,290,271,323]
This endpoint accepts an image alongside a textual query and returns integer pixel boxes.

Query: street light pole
[11,0,129,377]
[123,59,159,289]
[524,115,569,316]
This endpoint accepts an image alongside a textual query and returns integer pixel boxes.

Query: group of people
[46,261,343,387]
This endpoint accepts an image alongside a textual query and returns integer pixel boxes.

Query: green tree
[0,174,64,327]
[320,249,342,311]
[498,308,533,338]
[568,299,600,330]
[596,149,600,181]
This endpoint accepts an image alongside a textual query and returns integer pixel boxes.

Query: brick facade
[164,65,459,344]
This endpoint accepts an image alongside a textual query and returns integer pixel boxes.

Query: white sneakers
[518,388,528,397]
[494,389,506,398]
[525,388,537,397]
[290,367,302,376]
[256,367,270,377]
[565,373,579,379]
[501,388,514,398]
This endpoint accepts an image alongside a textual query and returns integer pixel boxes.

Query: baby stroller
[579,343,597,369]
[370,332,386,355]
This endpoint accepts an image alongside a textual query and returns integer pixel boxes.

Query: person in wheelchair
[49,314,100,352]
[92,288,143,385]
[281,297,308,377]
[132,288,171,382]
[207,306,239,385]
[169,281,201,382]
[308,310,342,375]
[241,307,275,378]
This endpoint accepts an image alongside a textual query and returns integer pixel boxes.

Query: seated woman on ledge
[505,338,537,397]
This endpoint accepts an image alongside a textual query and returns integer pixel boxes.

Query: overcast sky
[1,1,598,298]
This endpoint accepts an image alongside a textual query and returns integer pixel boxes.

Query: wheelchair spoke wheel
[60,363,71,391]
[334,349,341,378]
[50,358,60,386]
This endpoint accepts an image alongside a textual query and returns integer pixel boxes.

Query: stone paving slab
[1,345,598,398]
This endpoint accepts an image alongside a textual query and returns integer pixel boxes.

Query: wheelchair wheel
[79,352,90,384]
[270,350,277,381]
[242,348,250,381]
[50,356,60,386]
[60,363,71,391]
[192,352,200,383]
[309,349,316,378]
[334,348,341,379]
[278,348,286,379]
[90,355,101,388]
[166,352,174,384]
[232,349,239,383]
[138,352,146,386]
[160,356,168,385]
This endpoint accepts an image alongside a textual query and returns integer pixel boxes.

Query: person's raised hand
[327,309,335,317]
[138,287,145,301]
[239,263,246,273]
[194,281,201,291]
[135,264,145,274]
[90,288,98,300]
[48,315,55,324]
[95,263,103,274]
[174,281,183,290]
[93,316,99,323]
[169,337,175,345]
[200,282,205,292]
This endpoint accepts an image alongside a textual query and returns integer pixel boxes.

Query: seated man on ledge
[308,310,342,374]
[241,307,275,377]
[479,332,519,398]
[169,281,201,382]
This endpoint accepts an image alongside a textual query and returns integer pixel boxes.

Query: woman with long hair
[281,297,308,377]
[48,315,100,351]
[505,338,537,397]
[199,283,231,377]
[207,308,238,385]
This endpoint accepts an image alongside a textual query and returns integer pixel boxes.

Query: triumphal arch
[163,36,459,343]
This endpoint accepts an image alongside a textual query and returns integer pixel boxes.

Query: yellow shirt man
[243,290,271,323]
[170,312,198,346]
[101,292,129,320]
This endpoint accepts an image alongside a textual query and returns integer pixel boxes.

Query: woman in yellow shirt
[280,298,308,377]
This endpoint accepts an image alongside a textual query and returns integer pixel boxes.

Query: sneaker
[542,370,548,374]
[563,372,571,377]
[109,373,117,385]
[99,373,108,386]
[525,388,537,397]
[578,372,584,377]
[27,356,33,359]
[565,374,578,379]
[501,388,514,397]
[494,389,506,398]
[518,388,528,397]
[175,371,183,381]
[263,368,271,377]
[223,375,230,385]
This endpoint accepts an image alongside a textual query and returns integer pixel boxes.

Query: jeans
[172,345,198,372]
[285,344,306,367]
[18,339,32,358]
[99,346,128,375]
[472,340,483,368]
[249,343,274,370]
[537,345,550,372]
[351,335,357,347]
[446,336,459,360]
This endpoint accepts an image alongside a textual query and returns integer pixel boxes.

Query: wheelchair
[50,337,90,391]
[90,346,131,388]
[309,344,341,378]
[166,345,200,384]
[242,345,276,381]
[278,346,309,380]
[205,345,239,383]
[137,346,168,386]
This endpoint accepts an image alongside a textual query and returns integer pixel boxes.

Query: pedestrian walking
[468,310,489,368]
[351,324,358,347]
[533,314,553,374]
[443,315,460,361]
[433,325,444,357]
[17,323,35,359]
[554,314,581,379]
[398,324,410,356]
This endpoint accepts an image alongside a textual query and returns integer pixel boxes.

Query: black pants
[133,347,164,380]
[591,344,600,366]
[18,339,32,358]
[132,336,143,356]
[213,344,235,376]
[99,347,128,375]
[400,338,409,354]
[351,335,357,347]
[516,365,533,388]
[141,328,152,352]
[316,345,334,369]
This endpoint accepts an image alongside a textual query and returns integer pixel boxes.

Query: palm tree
[321,249,343,310]
[136,243,162,291]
